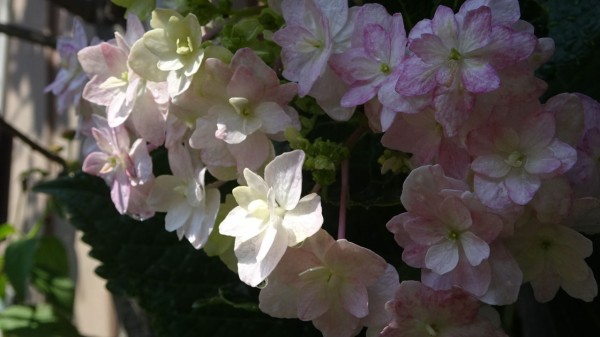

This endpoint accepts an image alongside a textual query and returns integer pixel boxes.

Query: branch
[0,23,56,48]
[0,116,68,171]
[45,0,98,23]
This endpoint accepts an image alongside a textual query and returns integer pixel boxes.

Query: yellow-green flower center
[506,151,526,168]
[380,63,391,75]
[229,97,252,117]
[449,48,462,61]
[176,36,194,55]
[448,230,460,241]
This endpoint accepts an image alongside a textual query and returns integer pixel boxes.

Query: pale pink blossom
[381,109,471,180]
[82,116,154,218]
[273,0,353,96]
[46,18,94,113]
[508,218,598,302]
[273,0,359,121]
[187,48,299,177]
[395,3,536,135]
[387,165,515,299]
[259,229,398,337]
[330,4,406,108]
[78,14,168,146]
[468,112,577,209]
[381,280,508,337]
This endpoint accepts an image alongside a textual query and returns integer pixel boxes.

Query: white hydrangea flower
[219,150,323,286]
[129,9,204,97]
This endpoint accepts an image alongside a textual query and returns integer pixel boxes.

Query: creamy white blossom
[219,150,323,286]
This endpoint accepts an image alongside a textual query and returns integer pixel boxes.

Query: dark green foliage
[186,0,232,25]
[533,0,600,99]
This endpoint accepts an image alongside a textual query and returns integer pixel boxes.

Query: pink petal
[524,149,561,174]
[339,280,369,318]
[472,154,511,178]
[505,170,540,205]
[461,60,500,93]
[460,231,490,266]
[438,196,472,231]
[459,6,492,52]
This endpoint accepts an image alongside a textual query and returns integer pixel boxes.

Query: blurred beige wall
[1,0,119,336]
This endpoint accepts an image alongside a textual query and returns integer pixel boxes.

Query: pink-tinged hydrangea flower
[273,0,353,97]
[387,165,514,299]
[468,112,577,209]
[529,177,573,224]
[45,18,95,113]
[219,150,323,286]
[187,48,299,178]
[571,127,600,198]
[147,146,220,249]
[395,2,536,135]
[330,4,406,109]
[129,9,204,97]
[78,14,168,146]
[82,116,154,219]
[381,281,508,337]
[381,109,471,180]
[259,229,398,337]
[508,218,598,302]
[560,93,600,198]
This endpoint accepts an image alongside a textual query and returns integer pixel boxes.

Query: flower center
[506,151,526,168]
[380,63,391,75]
[176,36,194,55]
[425,323,438,336]
[229,97,252,117]
[99,156,118,174]
[448,48,462,61]
[541,240,553,251]
[447,230,460,241]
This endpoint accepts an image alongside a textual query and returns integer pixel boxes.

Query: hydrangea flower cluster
[46,0,600,336]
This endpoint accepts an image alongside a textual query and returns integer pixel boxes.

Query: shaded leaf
[5,237,40,301]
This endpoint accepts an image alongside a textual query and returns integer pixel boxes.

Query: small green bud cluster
[285,128,349,186]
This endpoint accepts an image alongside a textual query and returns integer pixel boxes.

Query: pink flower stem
[337,158,349,240]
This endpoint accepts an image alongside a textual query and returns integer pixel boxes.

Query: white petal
[264,150,305,210]
[425,240,459,274]
[282,193,323,246]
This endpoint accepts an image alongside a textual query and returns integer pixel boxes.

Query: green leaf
[0,304,81,337]
[4,237,40,301]
[0,223,16,241]
[34,236,69,277]
[30,269,75,317]
[111,0,156,20]
[29,236,74,314]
